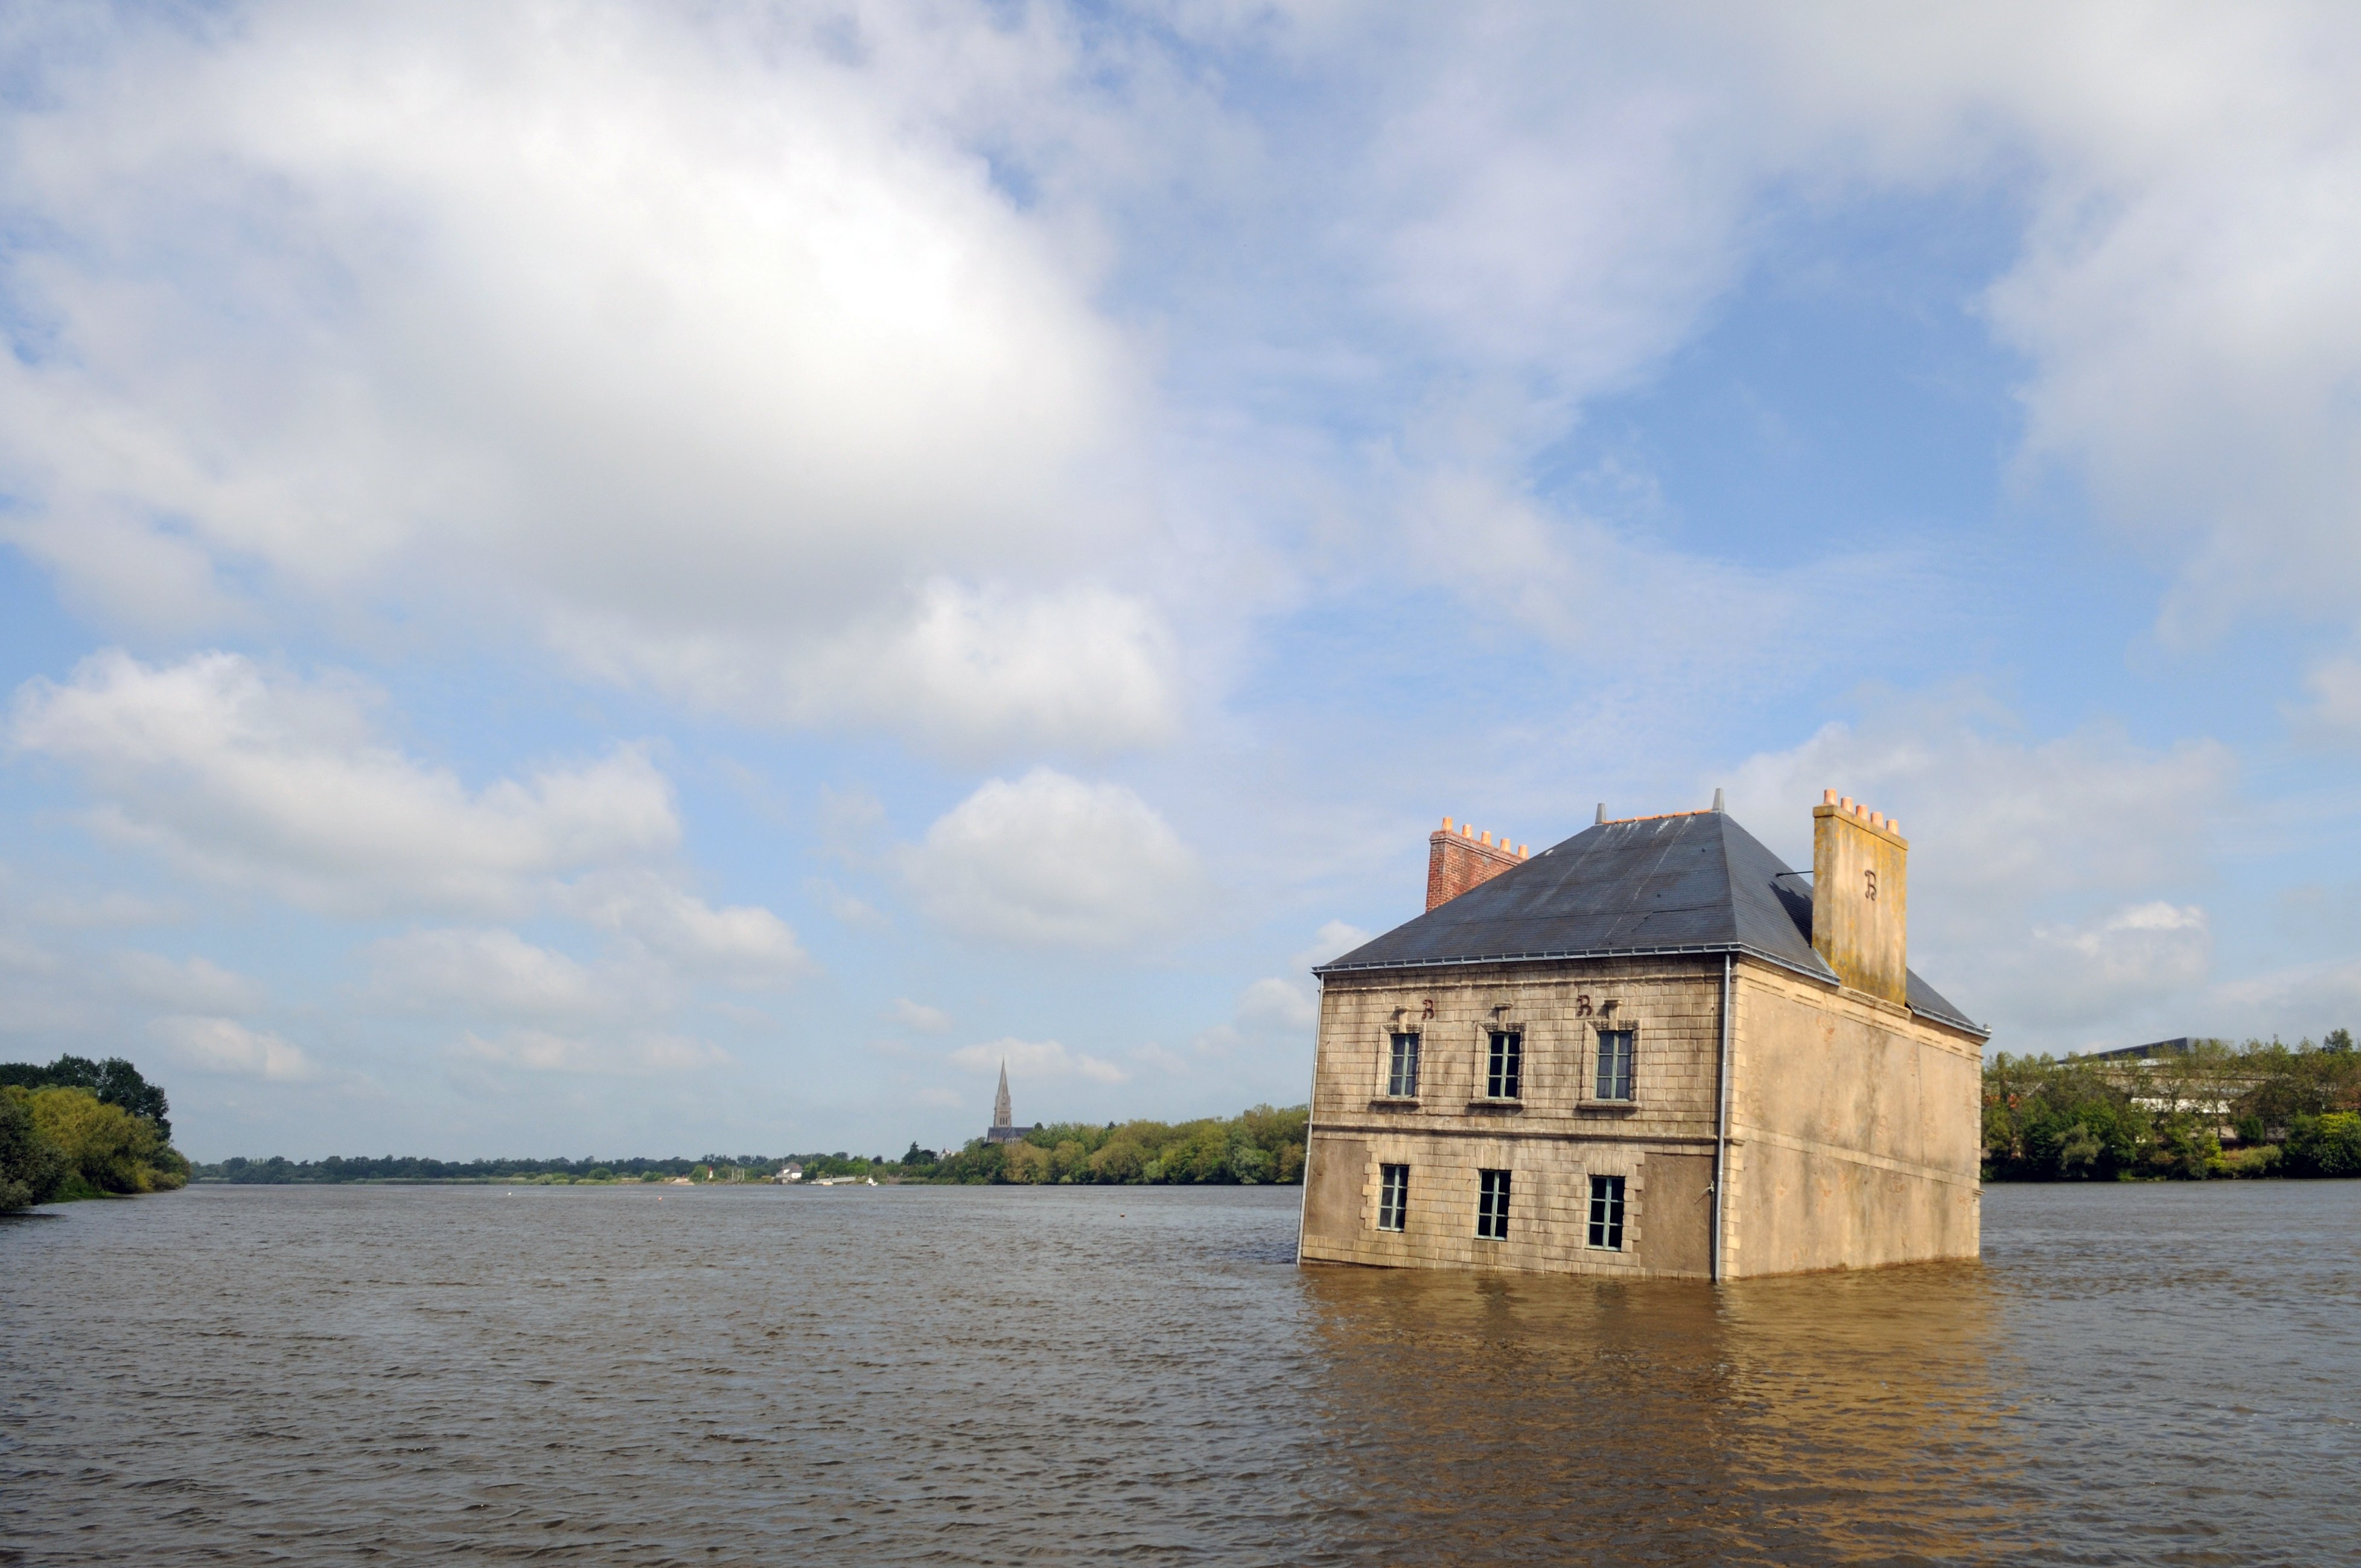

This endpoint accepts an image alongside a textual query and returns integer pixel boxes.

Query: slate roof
[1315,809,1985,1037]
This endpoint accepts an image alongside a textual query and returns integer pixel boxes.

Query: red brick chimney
[1426,817,1527,910]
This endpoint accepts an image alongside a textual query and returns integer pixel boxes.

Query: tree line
[1,1056,190,1211]
[190,1106,1312,1188]
[194,1150,899,1183]
[1983,1031,2361,1181]
[919,1104,1308,1185]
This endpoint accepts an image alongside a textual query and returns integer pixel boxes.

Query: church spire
[993,1059,1013,1129]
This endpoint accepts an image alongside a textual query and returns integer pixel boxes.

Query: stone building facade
[1298,794,1987,1280]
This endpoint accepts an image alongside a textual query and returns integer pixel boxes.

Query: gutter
[1295,970,1321,1267]
[1712,951,1733,1284]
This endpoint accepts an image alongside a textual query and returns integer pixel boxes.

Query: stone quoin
[1298,791,1987,1280]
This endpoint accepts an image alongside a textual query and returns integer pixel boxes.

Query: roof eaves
[1908,1004,1992,1040]
[1313,940,1840,989]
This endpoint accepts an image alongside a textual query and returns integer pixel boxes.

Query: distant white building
[775,1162,803,1183]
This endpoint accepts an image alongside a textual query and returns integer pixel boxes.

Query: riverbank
[191,1104,1312,1189]
[1984,1038,2361,1181]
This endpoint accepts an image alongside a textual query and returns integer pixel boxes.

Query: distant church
[984,1060,1034,1144]
[1298,791,1987,1280]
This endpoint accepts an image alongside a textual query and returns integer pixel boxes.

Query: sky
[4,2,2360,1161]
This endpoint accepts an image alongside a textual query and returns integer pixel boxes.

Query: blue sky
[4,2,2359,1160]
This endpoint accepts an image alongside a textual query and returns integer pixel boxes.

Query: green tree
[2284,1112,2361,1177]
[0,1055,172,1137]
[1086,1133,1147,1183]
[0,1088,71,1211]
[1983,1054,2150,1179]
[21,1085,189,1196]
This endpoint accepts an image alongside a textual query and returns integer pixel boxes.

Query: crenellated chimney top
[1812,788,1908,1002]
[1426,815,1526,910]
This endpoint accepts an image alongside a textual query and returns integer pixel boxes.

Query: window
[1587,1174,1626,1250]
[1594,1028,1635,1101]
[1377,1164,1409,1232]
[1386,1031,1422,1097]
[1485,1030,1523,1099]
[1476,1168,1512,1240]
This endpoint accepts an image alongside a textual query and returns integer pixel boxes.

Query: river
[4,1180,2356,1565]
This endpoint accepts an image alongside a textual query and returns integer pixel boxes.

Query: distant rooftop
[2072,1037,2199,1062]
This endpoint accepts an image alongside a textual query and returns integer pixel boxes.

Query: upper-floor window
[1594,1028,1635,1101]
[1377,1163,1409,1232]
[1587,1173,1626,1250]
[1386,1031,1422,1097]
[1485,1029,1523,1099]
[1476,1168,1512,1239]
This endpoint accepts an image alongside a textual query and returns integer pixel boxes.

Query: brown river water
[4,1180,2357,1566]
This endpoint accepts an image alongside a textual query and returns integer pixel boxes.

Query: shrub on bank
[18,1085,190,1196]
[2283,1112,2361,1178]
[1,1089,72,1211]
[0,1077,187,1208]
[2221,1144,2281,1178]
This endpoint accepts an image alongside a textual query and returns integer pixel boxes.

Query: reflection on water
[1297,1263,2016,1563]
[4,1181,2358,1566]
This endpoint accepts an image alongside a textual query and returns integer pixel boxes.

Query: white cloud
[1130,1041,1193,1076]
[2210,956,2361,1039]
[904,768,1203,948]
[1394,463,1928,692]
[2295,655,2361,738]
[1693,5,2361,641]
[1999,902,2214,1028]
[806,878,891,932]
[1237,976,1318,1034]
[1305,921,1369,966]
[369,928,616,1022]
[555,580,1176,756]
[891,998,952,1034]
[1354,18,1747,390]
[1727,692,2237,1046]
[1727,696,2235,913]
[1246,6,2361,658]
[115,951,268,1015]
[11,649,676,916]
[0,1,1170,754]
[569,874,809,986]
[455,1027,730,1077]
[949,1036,1128,1085]
[156,1016,314,1081]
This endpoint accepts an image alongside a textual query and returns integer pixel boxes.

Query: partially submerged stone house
[1298,793,1987,1280]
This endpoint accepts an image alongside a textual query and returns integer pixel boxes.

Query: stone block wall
[1301,958,1723,1277]
[1299,1129,1716,1276]
[1299,953,1986,1279]
[1721,963,1983,1276]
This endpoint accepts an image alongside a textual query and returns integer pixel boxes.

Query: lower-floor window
[1587,1173,1626,1250]
[1377,1163,1409,1232]
[1476,1168,1511,1239]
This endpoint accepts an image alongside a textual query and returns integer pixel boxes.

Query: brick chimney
[1811,790,1908,1003]
[1426,817,1527,911]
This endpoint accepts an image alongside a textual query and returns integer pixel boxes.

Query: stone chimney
[1811,790,1908,1004]
[1426,817,1527,911]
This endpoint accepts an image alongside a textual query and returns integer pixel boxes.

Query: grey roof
[1315,810,1984,1036]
